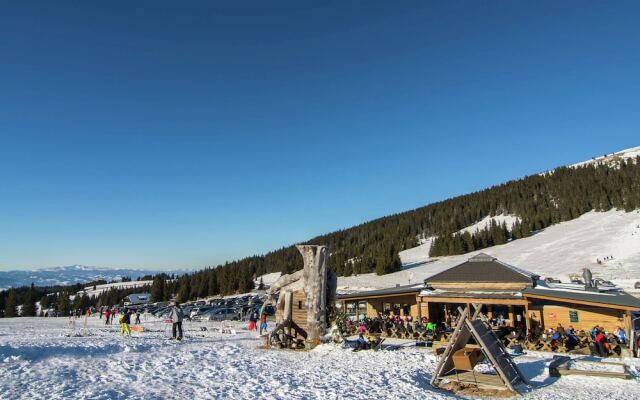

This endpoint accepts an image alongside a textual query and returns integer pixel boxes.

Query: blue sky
[1,1,639,270]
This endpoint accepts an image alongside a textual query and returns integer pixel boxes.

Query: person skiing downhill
[168,302,184,340]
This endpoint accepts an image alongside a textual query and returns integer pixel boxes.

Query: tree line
[2,156,639,315]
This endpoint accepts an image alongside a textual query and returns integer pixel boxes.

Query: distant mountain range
[0,265,188,290]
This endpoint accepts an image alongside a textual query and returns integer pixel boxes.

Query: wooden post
[283,291,293,337]
[297,245,330,348]
[508,305,514,327]
[488,305,494,320]
[524,302,531,332]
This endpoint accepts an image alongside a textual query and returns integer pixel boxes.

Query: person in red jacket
[595,330,608,357]
[259,312,268,335]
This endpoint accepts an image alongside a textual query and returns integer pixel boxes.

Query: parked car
[205,308,241,321]
[190,306,213,319]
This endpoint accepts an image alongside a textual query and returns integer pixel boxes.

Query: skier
[168,302,184,340]
[104,309,111,325]
[119,309,131,337]
[135,310,141,325]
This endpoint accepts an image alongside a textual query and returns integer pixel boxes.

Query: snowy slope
[457,214,521,235]
[340,209,640,293]
[80,280,154,297]
[570,146,640,168]
[254,272,282,288]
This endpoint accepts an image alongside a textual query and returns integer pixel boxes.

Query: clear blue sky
[1,1,639,270]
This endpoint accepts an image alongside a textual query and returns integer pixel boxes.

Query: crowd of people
[343,312,635,358]
[345,314,441,338]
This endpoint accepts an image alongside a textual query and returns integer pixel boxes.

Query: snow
[254,272,282,288]
[456,214,521,235]
[569,146,640,169]
[1,317,639,399]
[399,237,435,266]
[81,280,154,297]
[340,209,640,294]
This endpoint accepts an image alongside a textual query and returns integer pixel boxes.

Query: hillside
[0,265,183,291]
[338,209,640,294]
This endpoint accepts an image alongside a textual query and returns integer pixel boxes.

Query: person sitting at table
[614,326,627,345]
[565,327,579,349]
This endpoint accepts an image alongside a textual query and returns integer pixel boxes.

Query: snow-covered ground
[254,272,282,288]
[81,280,154,297]
[569,145,640,169]
[341,209,640,293]
[1,317,639,399]
[457,214,521,235]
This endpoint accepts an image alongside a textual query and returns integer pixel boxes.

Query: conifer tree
[57,291,71,315]
[4,290,18,318]
[21,283,37,317]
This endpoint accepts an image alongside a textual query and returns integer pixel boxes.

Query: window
[298,301,302,310]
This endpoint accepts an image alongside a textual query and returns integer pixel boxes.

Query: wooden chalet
[421,253,537,331]
[336,253,640,339]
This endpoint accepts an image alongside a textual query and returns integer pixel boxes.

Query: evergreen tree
[151,274,166,302]
[57,291,71,315]
[4,290,18,318]
[21,283,37,317]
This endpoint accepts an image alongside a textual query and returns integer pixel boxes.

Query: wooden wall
[540,304,626,333]
[354,294,419,319]
[292,290,308,331]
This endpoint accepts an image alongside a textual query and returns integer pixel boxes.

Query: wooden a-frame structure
[430,304,527,392]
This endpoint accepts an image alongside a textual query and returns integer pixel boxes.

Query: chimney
[582,268,593,289]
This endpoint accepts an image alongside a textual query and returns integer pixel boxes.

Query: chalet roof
[420,288,524,300]
[524,284,640,309]
[425,253,538,285]
[336,284,423,300]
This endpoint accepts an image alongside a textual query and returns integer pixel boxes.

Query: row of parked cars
[139,295,276,322]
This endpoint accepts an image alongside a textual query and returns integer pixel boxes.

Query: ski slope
[1,316,639,399]
[339,209,640,293]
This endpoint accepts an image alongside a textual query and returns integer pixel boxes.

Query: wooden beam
[524,293,638,311]
[418,296,528,306]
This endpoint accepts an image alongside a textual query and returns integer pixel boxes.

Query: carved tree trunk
[283,291,293,336]
[297,244,330,347]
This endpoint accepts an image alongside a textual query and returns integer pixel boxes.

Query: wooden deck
[443,371,507,390]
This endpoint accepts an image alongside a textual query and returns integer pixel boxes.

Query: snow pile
[1,317,639,399]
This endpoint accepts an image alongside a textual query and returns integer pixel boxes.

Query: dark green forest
[2,157,639,316]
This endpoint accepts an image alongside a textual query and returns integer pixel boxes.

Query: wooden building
[335,253,640,339]
[420,253,538,330]
[335,284,423,321]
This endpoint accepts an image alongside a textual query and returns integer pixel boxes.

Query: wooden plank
[541,304,625,333]
[419,296,528,306]
[430,282,530,290]
[444,371,509,390]
[524,293,637,311]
